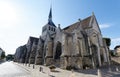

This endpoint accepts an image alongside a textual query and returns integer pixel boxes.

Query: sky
[0,0,120,55]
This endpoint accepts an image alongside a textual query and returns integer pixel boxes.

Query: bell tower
[42,7,56,39]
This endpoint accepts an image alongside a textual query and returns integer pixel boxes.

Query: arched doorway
[54,41,62,66]
[91,44,99,68]
[54,42,62,59]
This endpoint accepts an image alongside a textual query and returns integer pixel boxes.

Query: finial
[58,24,60,27]
[50,1,52,9]
[92,12,94,16]
[78,18,81,22]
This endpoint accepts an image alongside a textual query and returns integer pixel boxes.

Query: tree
[1,51,5,59]
[6,54,14,61]
[103,38,111,47]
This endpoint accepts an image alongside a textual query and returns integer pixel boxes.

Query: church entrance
[54,41,62,67]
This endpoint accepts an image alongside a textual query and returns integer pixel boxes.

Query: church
[14,7,110,69]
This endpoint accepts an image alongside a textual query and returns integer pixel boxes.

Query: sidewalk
[14,62,97,77]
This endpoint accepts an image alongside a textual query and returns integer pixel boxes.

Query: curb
[13,62,31,73]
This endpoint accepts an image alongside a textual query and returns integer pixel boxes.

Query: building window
[51,27,53,31]
[49,26,50,30]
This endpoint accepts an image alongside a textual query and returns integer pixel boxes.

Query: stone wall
[14,13,110,70]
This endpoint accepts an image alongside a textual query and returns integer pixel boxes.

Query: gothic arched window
[49,26,50,30]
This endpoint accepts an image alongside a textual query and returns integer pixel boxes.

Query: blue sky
[0,0,120,55]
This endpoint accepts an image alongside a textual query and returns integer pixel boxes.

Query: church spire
[47,6,56,27]
[48,7,52,20]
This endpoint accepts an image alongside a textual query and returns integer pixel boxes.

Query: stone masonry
[14,8,110,70]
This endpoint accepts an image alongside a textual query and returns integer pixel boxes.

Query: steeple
[48,7,52,20]
[42,6,56,38]
[48,7,56,27]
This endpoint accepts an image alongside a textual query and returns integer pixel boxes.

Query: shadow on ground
[74,57,120,77]
[0,60,5,64]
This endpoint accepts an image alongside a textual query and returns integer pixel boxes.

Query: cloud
[99,24,111,29]
[110,38,120,49]
[111,38,120,44]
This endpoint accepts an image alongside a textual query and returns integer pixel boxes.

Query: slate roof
[47,7,56,27]
[81,16,92,29]
[48,20,56,27]
[114,45,120,49]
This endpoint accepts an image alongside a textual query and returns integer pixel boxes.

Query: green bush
[103,38,111,47]
[1,51,5,59]
[66,66,72,70]
[49,65,56,69]
[66,66,78,70]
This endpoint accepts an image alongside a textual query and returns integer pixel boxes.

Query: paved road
[1,61,120,77]
[0,61,31,77]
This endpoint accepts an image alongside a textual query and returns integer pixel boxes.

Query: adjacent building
[114,45,120,56]
[0,48,5,60]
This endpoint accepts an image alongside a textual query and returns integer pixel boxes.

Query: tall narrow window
[51,27,53,31]
[54,28,55,32]
[49,26,50,30]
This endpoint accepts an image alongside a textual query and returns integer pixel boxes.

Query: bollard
[109,67,111,72]
[98,69,102,77]
[33,64,35,69]
[69,69,76,77]
[39,67,44,73]
[116,67,119,71]
[48,70,50,76]
[28,64,30,67]
[39,67,41,72]
[48,71,50,76]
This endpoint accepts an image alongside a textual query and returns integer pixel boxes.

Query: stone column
[35,47,43,65]
[88,37,95,68]
[60,34,68,69]
[103,48,107,62]
[45,41,54,66]
[97,44,101,67]
[79,38,83,69]
[106,46,110,65]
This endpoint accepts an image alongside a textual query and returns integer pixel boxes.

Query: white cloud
[99,24,111,29]
[110,38,120,49]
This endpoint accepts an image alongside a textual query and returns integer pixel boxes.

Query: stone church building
[14,8,110,69]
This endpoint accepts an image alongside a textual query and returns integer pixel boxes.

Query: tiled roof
[29,36,39,44]
[63,16,92,32]
[81,16,92,29]
[63,22,80,32]
[114,45,120,49]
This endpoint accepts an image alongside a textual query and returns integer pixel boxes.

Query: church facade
[14,8,110,69]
